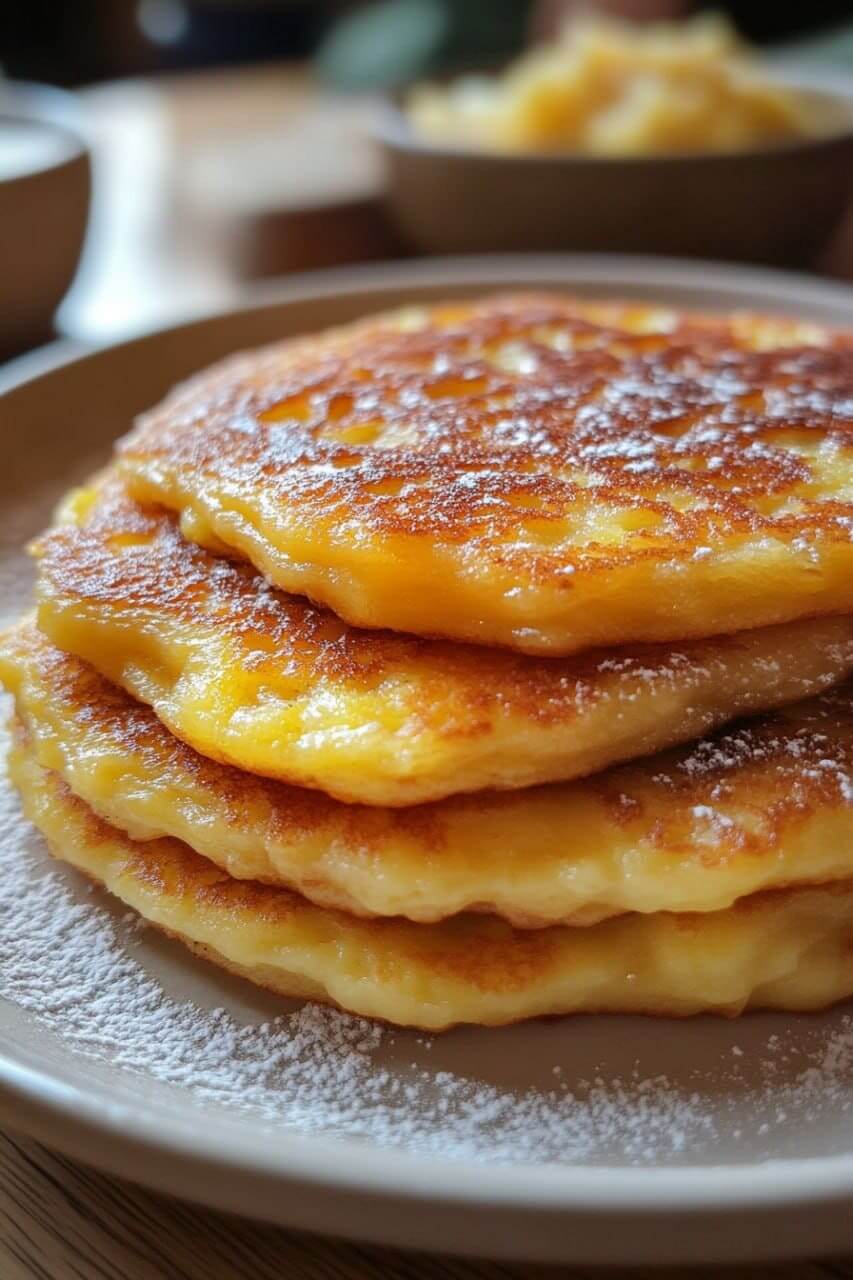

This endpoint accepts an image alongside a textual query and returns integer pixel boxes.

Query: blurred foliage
[315,0,528,90]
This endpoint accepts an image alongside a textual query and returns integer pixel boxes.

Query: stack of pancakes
[4,294,853,1031]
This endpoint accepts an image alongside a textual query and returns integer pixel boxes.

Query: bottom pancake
[11,731,853,1030]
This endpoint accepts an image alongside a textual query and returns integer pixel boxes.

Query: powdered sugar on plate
[0,720,851,1168]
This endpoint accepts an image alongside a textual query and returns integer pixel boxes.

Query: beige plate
[2,256,853,1265]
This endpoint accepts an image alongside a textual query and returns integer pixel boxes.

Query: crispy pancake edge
[31,477,853,804]
[10,734,853,1030]
[4,619,853,927]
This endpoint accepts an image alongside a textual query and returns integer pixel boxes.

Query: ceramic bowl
[0,96,90,356]
[377,81,853,265]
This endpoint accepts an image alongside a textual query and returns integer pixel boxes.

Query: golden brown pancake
[32,477,853,806]
[5,620,853,928]
[118,294,853,654]
[11,733,853,1030]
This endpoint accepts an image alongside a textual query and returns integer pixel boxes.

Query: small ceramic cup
[0,112,91,357]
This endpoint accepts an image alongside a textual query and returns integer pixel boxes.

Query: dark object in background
[1,2,108,85]
[231,197,407,279]
[0,0,522,91]
[3,0,853,91]
[532,0,853,44]
[134,1,324,71]
[710,2,853,44]
[0,0,322,85]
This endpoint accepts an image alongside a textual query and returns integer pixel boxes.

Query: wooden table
[0,1129,850,1279]
[58,64,400,347]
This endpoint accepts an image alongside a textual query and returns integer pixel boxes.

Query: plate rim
[3,251,853,1262]
[6,250,853,390]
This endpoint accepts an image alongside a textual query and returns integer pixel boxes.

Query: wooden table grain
[0,1128,848,1280]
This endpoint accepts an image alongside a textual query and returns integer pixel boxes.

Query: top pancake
[119,293,853,654]
[32,476,853,806]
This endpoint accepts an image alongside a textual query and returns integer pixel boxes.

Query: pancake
[11,733,853,1029]
[118,293,853,655]
[32,478,853,806]
[4,620,853,928]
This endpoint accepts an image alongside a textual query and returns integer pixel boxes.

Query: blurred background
[2,0,853,357]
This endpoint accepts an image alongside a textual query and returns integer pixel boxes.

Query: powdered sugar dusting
[0,722,851,1168]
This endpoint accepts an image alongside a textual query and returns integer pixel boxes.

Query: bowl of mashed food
[378,14,853,263]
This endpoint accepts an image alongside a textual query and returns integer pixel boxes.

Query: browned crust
[32,478,853,742]
[13,742,853,1029]
[6,621,853,908]
[119,293,853,568]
